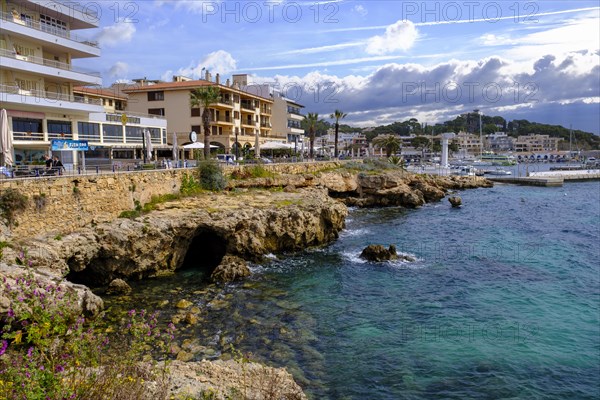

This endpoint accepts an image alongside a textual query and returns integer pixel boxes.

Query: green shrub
[0,271,175,400]
[197,161,227,191]
[0,188,28,225]
[180,173,202,195]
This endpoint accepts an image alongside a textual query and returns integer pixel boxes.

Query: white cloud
[352,5,368,16]
[365,20,418,55]
[167,50,238,80]
[108,61,129,78]
[247,51,599,133]
[96,20,136,47]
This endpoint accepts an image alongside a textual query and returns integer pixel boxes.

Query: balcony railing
[212,115,233,123]
[12,131,44,141]
[0,48,101,77]
[217,97,233,106]
[0,84,103,105]
[1,11,99,48]
[261,107,272,114]
[261,122,272,128]
[240,103,255,111]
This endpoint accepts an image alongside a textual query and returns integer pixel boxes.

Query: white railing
[1,11,99,48]
[0,84,103,105]
[0,48,101,77]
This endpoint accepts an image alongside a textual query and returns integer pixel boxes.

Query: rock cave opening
[65,258,110,288]
[180,229,228,277]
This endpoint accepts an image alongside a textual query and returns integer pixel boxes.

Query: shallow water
[104,181,600,399]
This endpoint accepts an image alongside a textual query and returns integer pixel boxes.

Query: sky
[74,0,600,133]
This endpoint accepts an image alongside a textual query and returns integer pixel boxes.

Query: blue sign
[51,140,89,151]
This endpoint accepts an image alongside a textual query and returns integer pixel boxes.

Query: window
[234,111,240,119]
[191,108,201,117]
[148,108,165,116]
[108,99,113,106]
[47,120,72,134]
[15,78,37,92]
[147,91,164,101]
[103,124,122,142]
[77,122,100,140]
[191,125,201,134]
[12,118,42,133]
[40,14,67,37]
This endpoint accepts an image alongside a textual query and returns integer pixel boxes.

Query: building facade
[123,72,274,155]
[1,0,103,165]
[513,134,562,153]
[0,1,167,167]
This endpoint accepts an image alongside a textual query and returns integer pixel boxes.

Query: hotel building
[1,0,166,167]
[123,72,275,155]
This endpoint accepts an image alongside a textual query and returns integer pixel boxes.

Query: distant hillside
[360,115,599,150]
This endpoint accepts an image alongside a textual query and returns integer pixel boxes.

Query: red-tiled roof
[122,80,273,101]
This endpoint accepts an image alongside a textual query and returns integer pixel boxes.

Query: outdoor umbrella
[172,132,178,163]
[144,129,153,161]
[0,109,13,166]
[182,143,218,149]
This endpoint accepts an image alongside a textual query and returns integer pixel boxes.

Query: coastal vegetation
[0,189,28,227]
[330,109,347,158]
[304,113,319,159]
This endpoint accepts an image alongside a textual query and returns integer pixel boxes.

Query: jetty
[488,169,600,187]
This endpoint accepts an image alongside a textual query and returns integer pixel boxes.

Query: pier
[488,169,600,187]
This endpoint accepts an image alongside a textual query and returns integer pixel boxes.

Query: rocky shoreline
[0,167,491,398]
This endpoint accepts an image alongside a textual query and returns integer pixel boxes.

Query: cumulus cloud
[108,61,129,78]
[96,20,136,47]
[365,20,418,55]
[166,50,238,80]
[250,51,599,133]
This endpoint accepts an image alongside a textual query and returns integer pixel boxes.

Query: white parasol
[0,109,13,166]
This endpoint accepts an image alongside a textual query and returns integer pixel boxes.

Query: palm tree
[304,113,319,159]
[373,134,402,158]
[330,109,347,158]
[190,86,220,158]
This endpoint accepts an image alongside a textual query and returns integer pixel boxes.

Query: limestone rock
[152,360,307,400]
[360,244,399,262]
[210,255,251,283]
[106,278,132,295]
[0,263,104,318]
[448,196,462,207]
[176,299,193,309]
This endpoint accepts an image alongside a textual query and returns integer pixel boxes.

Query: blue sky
[76,1,600,133]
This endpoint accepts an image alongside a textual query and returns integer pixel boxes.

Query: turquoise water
[107,181,600,399]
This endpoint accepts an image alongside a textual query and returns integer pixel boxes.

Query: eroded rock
[210,255,251,283]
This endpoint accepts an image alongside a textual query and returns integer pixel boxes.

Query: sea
[105,180,600,399]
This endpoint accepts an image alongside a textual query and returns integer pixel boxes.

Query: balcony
[0,84,103,113]
[215,97,233,108]
[261,106,272,115]
[260,122,272,128]
[211,115,234,125]
[2,11,99,47]
[240,103,255,112]
[0,48,101,81]
[242,120,255,128]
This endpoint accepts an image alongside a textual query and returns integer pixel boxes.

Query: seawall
[0,162,344,239]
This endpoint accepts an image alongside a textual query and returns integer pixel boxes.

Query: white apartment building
[1,1,166,167]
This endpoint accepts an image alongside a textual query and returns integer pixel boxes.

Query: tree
[330,109,347,158]
[411,136,430,151]
[190,86,220,158]
[304,113,319,159]
[373,135,402,157]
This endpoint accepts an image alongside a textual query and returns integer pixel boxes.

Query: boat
[454,166,476,176]
[483,169,512,176]
[474,154,517,166]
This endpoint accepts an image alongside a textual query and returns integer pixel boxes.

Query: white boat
[454,166,476,176]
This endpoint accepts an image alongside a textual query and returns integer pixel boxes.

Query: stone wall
[0,162,344,239]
